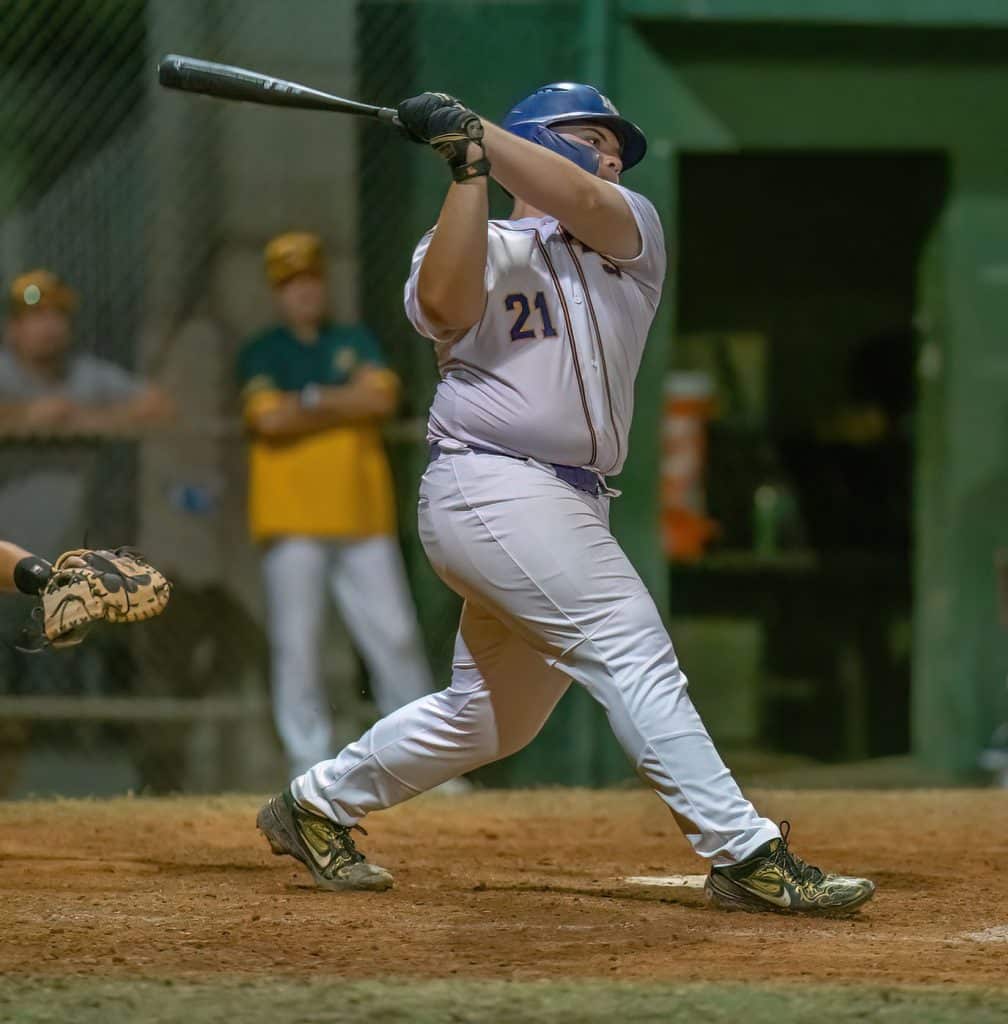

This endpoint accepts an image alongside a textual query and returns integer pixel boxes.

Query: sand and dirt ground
[1,788,1006,1021]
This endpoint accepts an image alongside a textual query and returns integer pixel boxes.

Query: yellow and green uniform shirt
[237,323,396,541]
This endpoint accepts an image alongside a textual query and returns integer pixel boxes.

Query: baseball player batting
[258,84,876,914]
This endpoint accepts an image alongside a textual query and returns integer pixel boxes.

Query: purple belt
[429,441,603,497]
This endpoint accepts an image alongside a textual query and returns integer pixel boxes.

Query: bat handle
[375,106,401,127]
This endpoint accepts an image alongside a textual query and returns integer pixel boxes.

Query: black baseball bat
[157,54,398,124]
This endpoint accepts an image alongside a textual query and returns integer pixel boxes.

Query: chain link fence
[0,0,586,796]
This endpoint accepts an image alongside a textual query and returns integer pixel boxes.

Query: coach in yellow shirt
[238,232,434,775]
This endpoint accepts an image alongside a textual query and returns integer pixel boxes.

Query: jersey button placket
[535,231,598,468]
[571,289,598,367]
[570,285,597,369]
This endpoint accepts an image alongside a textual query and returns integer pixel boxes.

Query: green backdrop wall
[616,2,1008,779]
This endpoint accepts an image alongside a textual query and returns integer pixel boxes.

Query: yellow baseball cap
[264,232,325,287]
[8,269,78,315]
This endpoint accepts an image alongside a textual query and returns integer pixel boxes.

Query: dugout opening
[669,150,948,762]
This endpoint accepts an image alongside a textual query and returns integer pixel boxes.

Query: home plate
[623,875,707,889]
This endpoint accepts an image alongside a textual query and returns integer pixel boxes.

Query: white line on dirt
[622,875,707,888]
[960,925,1008,943]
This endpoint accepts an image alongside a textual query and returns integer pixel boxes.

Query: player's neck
[287,321,321,344]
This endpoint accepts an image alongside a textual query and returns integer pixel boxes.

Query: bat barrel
[157,54,393,120]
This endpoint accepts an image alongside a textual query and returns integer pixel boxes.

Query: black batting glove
[396,92,464,143]
[397,92,490,183]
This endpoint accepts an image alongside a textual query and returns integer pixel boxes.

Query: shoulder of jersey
[620,184,660,212]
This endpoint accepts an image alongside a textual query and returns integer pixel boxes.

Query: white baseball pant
[294,451,779,865]
[262,534,434,776]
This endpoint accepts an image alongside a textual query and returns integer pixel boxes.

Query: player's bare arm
[396,95,490,337]
[247,367,398,441]
[415,153,489,337]
[479,121,640,260]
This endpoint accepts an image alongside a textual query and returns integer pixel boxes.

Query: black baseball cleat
[257,790,393,892]
[705,821,875,915]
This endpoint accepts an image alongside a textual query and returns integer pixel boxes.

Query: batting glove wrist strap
[451,154,491,183]
[429,109,489,182]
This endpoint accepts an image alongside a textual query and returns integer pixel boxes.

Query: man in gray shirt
[0,268,170,557]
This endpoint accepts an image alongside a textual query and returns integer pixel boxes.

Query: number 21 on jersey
[505,291,557,342]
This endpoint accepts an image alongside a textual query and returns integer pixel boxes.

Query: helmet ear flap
[507,122,601,174]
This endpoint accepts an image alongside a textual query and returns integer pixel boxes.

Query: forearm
[71,388,174,435]
[0,389,174,439]
[251,383,394,441]
[417,168,489,333]
[68,408,152,436]
[0,541,49,593]
[480,121,638,258]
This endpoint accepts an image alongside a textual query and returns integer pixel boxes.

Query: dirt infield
[1,788,1006,990]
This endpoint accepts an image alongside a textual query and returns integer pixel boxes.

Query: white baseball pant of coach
[293,451,780,866]
[263,534,434,776]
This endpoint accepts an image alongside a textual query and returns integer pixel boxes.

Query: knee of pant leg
[427,684,505,764]
[576,613,689,710]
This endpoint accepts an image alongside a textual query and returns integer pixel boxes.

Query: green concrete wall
[615,10,1008,778]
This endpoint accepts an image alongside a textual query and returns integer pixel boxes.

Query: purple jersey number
[505,291,557,342]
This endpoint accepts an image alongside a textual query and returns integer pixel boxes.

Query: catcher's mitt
[21,547,171,651]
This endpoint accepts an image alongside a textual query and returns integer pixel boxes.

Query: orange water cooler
[661,371,719,560]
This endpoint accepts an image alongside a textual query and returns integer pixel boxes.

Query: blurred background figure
[237,232,437,778]
[0,269,172,555]
[0,269,172,620]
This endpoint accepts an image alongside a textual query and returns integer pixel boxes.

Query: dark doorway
[672,151,947,760]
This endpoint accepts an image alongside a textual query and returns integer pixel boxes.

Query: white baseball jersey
[403,184,665,476]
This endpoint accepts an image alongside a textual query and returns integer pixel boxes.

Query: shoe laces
[297,801,369,865]
[771,820,824,884]
[329,821,369,864]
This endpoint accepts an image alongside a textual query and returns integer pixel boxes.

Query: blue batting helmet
[501,82,647,170]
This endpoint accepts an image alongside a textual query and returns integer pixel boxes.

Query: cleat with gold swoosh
[257,790,393,892]
[705,820,875,915]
